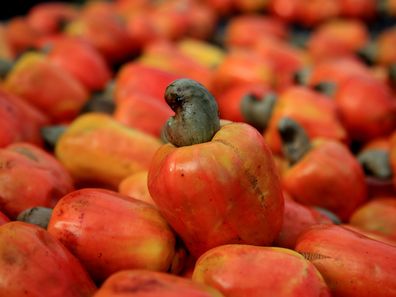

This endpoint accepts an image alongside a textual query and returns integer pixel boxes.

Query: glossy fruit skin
[148,122,284,258]
[192,244,331,297]
[282,139,367,222]
[47,188,176,283]
[295,224,396,297]
[0,142,74,219]
[93,270,224,297]
[0,221,96,297]
[55,113,162,189]
[349,197,396,241]
[4,52,88,123]
[264,86,348,155]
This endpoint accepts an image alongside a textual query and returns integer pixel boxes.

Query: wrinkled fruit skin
[0,221,96,297]
[47,188,176,282]
[148,122,284,258]
[192,244,331,297]
[295,224,396,297]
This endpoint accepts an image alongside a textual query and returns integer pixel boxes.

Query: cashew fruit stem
[278,117,311,164]
[241,92,277,131]
[357,149,392,180]
[162,79,220,147]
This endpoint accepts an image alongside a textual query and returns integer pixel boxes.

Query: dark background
[0,0,77,20]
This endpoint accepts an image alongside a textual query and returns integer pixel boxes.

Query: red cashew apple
[0,221,96,297]
[64,1,136,64]
[279,118,367,221]
[215,81,273,126]
[295,224,396,297]
[47,188,176,283]
[349,197,396,241]
[148,79,284,258]
[357,136,395,198]
[55,113,162,189]
[307,19,369,62]
[334,76,396,142]
[224,14,288,49]
[211,49,275,96]
[0,142,74,219]
[113,91,173,138]
[4,17,41,56]
[115,62,182,103]
[305,57,373,88]
[264,86,348,156]
[138,40,215,91]
[26,2,79,36]
[4,52,89,123]
[192,244,331,297]
[0,87,49,147]
[252,37,309,91]
[47,36,112,92]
